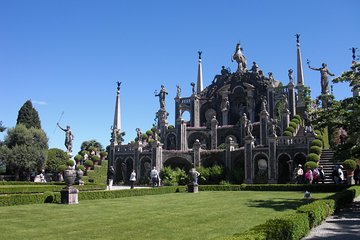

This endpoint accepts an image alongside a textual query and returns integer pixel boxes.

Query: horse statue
[232,42,247,73]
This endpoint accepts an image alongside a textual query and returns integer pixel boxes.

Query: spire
[296,34,305,86]
[197,51,203,93]
[112,81,121,144]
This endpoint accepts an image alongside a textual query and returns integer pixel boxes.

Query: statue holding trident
[155,85,168,110]
[307,60,335,95]
[57,123,74,154]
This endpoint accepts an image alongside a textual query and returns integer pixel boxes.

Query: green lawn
[0,191,332,240]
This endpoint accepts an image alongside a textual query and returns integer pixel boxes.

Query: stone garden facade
[109,36,316,184]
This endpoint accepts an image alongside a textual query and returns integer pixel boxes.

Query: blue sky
[0,0,359,153]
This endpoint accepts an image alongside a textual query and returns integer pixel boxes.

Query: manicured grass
[0,191,332,240]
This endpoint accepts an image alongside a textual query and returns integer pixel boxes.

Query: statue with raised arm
[288,69,294,83]
[308,62,335,95]
[57,123,74,153]
[155,85,168,110]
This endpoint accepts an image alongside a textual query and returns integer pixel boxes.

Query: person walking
[305,167,313,184]
[294,164,304,184]
[129,169,136,189]
[319,166,325,184]
[107,166,115,190]
[150,166,160,187]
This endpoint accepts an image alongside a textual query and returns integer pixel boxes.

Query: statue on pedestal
[57,123,74,154]
[307,61,335,95]
[155,85,168,110]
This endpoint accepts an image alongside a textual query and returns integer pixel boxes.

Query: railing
[277,136,307,146]
[180,97,191,104]
[115,144,135,153]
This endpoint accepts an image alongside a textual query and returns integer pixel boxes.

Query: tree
[16,100,41,129]
[0,121,6,132]
[46,148,69,174]
[0,124,48,180]
[80,139,103,155]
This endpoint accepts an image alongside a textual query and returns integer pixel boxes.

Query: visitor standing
[338,165,344,184]
[129,169,136,189]
[294,164,303,184]
[312,167,319,184]
[354,165,360,185]
[150,166,160,187]
[319,166,325,184]
[305,168,313,184]
[107,166,115,190]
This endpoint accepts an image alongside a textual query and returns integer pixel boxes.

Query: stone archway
[115,157,134,184]
[163,157,192,173]
[277,154,291,183]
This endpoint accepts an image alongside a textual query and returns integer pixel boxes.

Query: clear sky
[0,0,359,153]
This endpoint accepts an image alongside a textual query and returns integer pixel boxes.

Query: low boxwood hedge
[0,184,105,194]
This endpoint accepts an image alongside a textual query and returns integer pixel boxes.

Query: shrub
[314,130,322,136]
[293,115,302,122]
[146,130,153,136]
[297,199,335,228]
[306,153,320,162]
[74,154,82,162]
[84,160,93,167]
[342,159,357,171]
[310,146,322,155]
[159,167,188,186]
[285,126,295,133]
[283,131,293,137]
[100,151,108,158]
[315,134,323,142]
[57,164,67,172]
[305,161,318,169]
[91,155,100,162]
[289,122,297,129]
[197,165,225,184]
[66,160,75,167]
[311,139,323,148]
[290,118,300,125]
[77,165,85,171]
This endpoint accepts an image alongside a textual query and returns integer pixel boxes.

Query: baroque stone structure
[109,36,317,184]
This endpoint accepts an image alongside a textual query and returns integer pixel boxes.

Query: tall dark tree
[16,100,41,129]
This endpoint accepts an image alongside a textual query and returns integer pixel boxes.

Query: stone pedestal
[61,186,79,204]
[187,183,199,193]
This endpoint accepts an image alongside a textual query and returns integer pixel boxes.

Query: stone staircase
[318,149,336,184]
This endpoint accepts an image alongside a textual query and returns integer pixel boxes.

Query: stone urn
[63,167,77,187]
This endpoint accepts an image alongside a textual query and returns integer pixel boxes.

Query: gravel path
[303,196,360,239]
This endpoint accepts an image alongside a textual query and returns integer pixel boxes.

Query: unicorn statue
[232,42,247,73]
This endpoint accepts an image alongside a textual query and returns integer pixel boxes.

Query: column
[268,135,277,183]
[244,135,255,183]
[193,139,201,167]
[210,116,218,149]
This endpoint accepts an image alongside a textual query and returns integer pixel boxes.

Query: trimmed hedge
[200,184,348,192]
[311,139,323,148]
[304,161,318,170]
[306,153,320,162]
[289,122,297,129]
[221,186,360,240]
[283,131,293,137]
[310,146,322,155]
[0,184,105,194]
[285,126,296,133]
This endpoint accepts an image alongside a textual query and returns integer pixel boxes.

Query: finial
[295,33,300,45]
[350,47,358,61]
[198,51,202,60]
[117,81,121,92]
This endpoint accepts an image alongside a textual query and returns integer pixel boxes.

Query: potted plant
[74,154,83,165]
[342,159,356,185]
[63,160,77,187]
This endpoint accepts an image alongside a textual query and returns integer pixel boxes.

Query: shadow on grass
[246,198,314,211]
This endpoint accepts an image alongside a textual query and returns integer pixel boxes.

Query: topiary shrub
[314,130,322,136]
[311,139,323,148]
[289,122,297,129]
[290,118,300,125]
[293,115,301,121]
[306,153,320,162]
[285,126,295,133]
[91,155,100,162]
[74,154,82,162]
[84,160,93,167]
[310,146,322,155]
[305,161,318,169]
[66,160,75,167]
[57,164,67,172]
[77,165,85,171]
[283,131,293,137]
[342,159,357,171]
[315,134,324,142]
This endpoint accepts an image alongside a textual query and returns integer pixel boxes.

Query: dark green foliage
[160,167,188,186]
[311,139,323,148]
[293,115,302,122]
[310,146,322,155]
[306,153,320,162]
[80,140,103,153]
[1,124,48,180]
[46,148,69,174]
[0,184,104,195]
[77,165,85,171]
[74,154,82,162]
[283,131,293,137]
[16,100,42,129]
[91,155,100,162]
[342,159,357,171]
[197,165,225,184]
[0,121,6,132]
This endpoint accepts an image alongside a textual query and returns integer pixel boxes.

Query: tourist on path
[150,166,160,187]
[107,166,115,190]
[305,168,313,184]
[129,169,136,189]
[294,164,303,184]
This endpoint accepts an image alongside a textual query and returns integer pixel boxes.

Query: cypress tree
[16,100,42,129]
